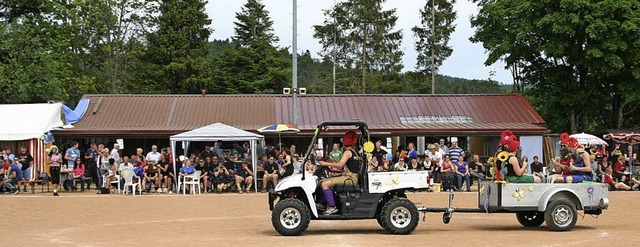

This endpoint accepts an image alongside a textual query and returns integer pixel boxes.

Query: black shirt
[530,161,543,173]
[469,161,484,173]
[372,148,387,164]
[236,166,251,177]
[264,161,278,174]
[224,161,236,172]
[194,164,207,175]
[19,153,33,170]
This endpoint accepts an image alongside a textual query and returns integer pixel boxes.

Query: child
[180,159,195,177]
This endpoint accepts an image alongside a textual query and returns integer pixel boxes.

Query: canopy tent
[0,102,65,180]
[169,123,264,192]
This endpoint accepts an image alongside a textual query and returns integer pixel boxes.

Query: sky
[206,0,511,84]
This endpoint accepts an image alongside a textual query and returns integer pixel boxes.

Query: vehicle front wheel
[516,211,545,227]
[544,199,577,231]
[271,198,311,236]
[380,198,419,235]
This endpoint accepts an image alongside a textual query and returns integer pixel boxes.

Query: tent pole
[171,140,177,193]
[252,139,258,193]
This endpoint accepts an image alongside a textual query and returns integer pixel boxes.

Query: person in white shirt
[118,156,134,171]
[110,144,121,166]
[146,145,162,166]
[426,143,443,183]
[393,158,408,171]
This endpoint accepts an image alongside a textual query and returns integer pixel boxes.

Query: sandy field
[2,188,638,247]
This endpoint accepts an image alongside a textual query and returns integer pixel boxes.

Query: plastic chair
[121,169,141,196]
[182,171,202,195]
[110,174,120,194]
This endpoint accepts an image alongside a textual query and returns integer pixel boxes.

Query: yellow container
[432,183,441,192]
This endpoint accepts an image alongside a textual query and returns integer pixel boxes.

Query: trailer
[421,181,609,231]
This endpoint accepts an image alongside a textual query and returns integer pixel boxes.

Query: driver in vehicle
[318,131,361,215]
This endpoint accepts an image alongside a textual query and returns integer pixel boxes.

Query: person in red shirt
[613,155,628,182]
[603,168,630,191]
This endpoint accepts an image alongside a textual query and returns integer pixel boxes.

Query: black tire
[544,199,577,231]
[271,198,311,236]
[516,211,545,227]
[376,215,385,229]
[380,198,419,235]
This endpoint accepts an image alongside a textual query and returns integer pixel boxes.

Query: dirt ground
[2,188,639,246]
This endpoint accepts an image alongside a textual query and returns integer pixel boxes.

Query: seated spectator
[194,158,208,193]
[368,156,382,171]
[603,168,635,191]
[529,156,544,181]
[292,155,303,176]
[179,159,196,193]
[454,159,471,191]
[157,155,172,193]
[4,159,22,194]
[393,158,408,171]
[597,156,611,182]
[72,158,86,191]
[144,161,160,193]
[276,153,292,178]
[214,160,233,193]
[468,155,486,186]
[261,156,279,192]
[613,155,627,182]
[304,159,316,174]
[408,157,424,171]
[441,155,455,191]
[422,156,436,183]
[234,161,254,193]
[224,154,237,175]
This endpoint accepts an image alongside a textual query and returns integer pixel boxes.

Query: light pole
[292,0,298,125]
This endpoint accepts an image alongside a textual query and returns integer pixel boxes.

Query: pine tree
[412,0,456,93]
[313,0,403,94]
[214,0,290,94]
[140,0,212,94]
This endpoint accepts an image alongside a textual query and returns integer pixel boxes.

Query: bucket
[432,183,441,192]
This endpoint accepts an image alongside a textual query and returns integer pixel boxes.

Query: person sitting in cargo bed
[503,134,541,183]
[318,131,361,215]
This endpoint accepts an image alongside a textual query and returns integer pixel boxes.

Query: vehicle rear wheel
[376,215,385,229]
[380,198,419,235]
[544,199,577,231]
[516,211,545,227]
[271,198,310,236]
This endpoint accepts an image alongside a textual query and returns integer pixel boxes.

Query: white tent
[0,102,65,180]
[169,123,264,192]
[0,102,65,141]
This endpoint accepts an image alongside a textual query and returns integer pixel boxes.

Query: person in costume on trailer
[503,133,541,183]
[492,130,513,181]
[562,135,593,183]
[552,133,574,183]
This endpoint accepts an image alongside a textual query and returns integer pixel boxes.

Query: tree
[470,0,640,132]
[140,0,212,94]
[412,0,456,93]
[314,0,403,93]
[213,0,290,94]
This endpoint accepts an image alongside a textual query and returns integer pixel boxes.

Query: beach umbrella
[569,132,608,146]
[603,133,640,144]
[257,124,300,149]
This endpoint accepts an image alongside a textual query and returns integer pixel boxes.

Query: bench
[18,180,49,194]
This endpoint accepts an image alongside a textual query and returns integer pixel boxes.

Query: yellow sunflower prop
[497,151,509,162]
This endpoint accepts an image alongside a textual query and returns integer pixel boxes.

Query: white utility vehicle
[268,120,609,236]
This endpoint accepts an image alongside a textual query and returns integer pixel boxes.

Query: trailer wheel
[380,198,419,235]
[544,199,577,231]
[516,211,545,227]
[271,198,311,236]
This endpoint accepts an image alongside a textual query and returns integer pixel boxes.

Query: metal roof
[57,94,546,135]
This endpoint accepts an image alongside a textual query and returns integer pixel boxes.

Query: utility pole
[431,0,436,94]
[362,23,367,94]
[292,0,298,125]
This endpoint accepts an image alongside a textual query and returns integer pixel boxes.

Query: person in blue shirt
[407,143,418,164]
[180,159,196,176]
[454,159,471,191]
[4,159,23,194]
[65,142,81,170]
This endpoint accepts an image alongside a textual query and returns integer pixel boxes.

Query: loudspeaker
[299,87,307,94]
[283,88,291,94]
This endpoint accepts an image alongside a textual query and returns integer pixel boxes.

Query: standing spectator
[64,142,80,176]
[329,143,343,163]
[242,142,251,160]
[595,145,608,163]
[18,147,34,187]
[438,139,449,157]
[199,144,215,161]
[4,159,22,194]
[530,156,544,181]
[165,146,174,164]
[211,141,224,159]
[146,145,161,167]
[610,143,627,163]
[261,156,279,192]
[84,143,99,190]
[406,143,418,164]
[292,155,303,175]
[265,144,277,159]
[371,140,387,166]
[72,158,86,191]
[448,139,464,164]
[454,159,471,191]
[234,161,254,193]
[110,144,121,166]
[48,145,62,196]
[232,142,244,157]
